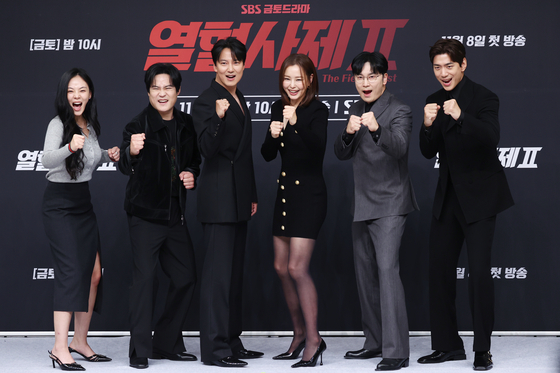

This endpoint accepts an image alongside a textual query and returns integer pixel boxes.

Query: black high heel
[291,339,326,368]
[273,340,306,360]
[69,347,112,362]
[48,351,85,371]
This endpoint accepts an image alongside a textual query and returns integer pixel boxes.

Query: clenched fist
[130,133,146,156]
[216,99,230,118]
[70,134,85,152]
[270,121,283,138]
[424,103,441,127]
[179,171,195,189]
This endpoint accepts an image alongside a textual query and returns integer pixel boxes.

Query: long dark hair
[54,68,101,180]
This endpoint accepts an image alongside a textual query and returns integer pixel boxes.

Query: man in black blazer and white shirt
[192,37,261,368]
[417,38,513,371]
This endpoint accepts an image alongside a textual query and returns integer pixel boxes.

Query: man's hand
[346,115,362,134]
[424,103,441,127]
[179,171,195,190]
[361,111,379,132]
[442,99,461,121]
[216,99,230,118]
[130,133,145,156]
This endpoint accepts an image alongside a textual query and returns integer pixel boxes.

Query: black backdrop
[1,0,559,333]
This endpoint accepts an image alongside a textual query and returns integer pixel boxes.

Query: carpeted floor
[1,335,559,372]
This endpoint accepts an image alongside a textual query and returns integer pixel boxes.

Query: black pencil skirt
[42,181,102,313]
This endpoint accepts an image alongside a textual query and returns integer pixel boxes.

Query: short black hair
[144,63,182,92]
[429,38,466,64]
[211,37,247,64]
[351,51,388,76]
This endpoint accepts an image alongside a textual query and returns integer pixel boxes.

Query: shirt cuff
[370,126,382,143]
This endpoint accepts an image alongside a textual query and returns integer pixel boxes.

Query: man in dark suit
[192,37,261,368]
[118,63,200,369]
[417,38,513,371]
[334,51,418,371]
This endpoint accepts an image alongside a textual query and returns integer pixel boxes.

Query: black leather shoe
[473,351,493,370]
[417,349,466,364]
[129,356,149,369]
[345,348,382,359]
[152,350,197,361]
[234,349,264,359]
[210,356,248,367]
[376,358,409,371]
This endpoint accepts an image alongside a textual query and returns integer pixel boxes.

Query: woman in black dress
[261,54,328,368]
[42,68,119,370]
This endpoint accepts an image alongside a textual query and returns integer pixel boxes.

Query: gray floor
[1,335,559,372]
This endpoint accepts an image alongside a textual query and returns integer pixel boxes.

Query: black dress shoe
[417,349,466,364]
[473,351,493,370]
[210,356,248,367]
[129,356,149,369]
[234,349,264,359]
[345,348,382,359]
[152,349,197,361]
[376,358,409,371]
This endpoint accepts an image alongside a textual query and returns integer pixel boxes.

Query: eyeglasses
[354,74,381,84]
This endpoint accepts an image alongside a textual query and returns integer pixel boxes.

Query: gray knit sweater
[42,116,110,182]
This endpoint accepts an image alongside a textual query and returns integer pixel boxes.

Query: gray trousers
[352,215,409,359]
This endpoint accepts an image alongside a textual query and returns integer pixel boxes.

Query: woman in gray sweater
[42,68,119,371]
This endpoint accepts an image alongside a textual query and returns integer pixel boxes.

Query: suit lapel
[233,92,250,161]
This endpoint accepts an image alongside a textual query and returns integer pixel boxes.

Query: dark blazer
[419,76,513,223]
[118,104,201,220]
[192,79,257,223]
[334,90,418,221]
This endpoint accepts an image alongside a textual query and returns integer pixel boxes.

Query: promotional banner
[1,0,558,333]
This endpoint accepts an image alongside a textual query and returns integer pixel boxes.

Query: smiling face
[282,64,311,106]
[214,48,245,94]
[432,53,467,91]
[67,76,91,119]
[354,62,387,104]
[148,74,179,120]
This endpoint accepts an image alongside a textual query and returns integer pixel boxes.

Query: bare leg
[52,311,74,364]
[273,236,306,352]
[69,252,101,357]
[288,237,321,361]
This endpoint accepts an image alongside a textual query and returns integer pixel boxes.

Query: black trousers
[127,203,196,358]
[428,185,496,352]
[199,222,247,363]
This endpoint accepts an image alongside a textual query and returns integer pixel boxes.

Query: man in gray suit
[334,51,418,371]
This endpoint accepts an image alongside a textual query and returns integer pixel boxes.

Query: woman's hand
[283,105,297,126]
[70,134,85,152]
[108,146,120,162]
[269,121,283,138]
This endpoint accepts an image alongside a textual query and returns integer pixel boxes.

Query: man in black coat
[119,63,200,369]
[192,37,261,368]
[417,39,513,371]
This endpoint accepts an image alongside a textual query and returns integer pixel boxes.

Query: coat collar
[146,103,185,132]
[354,89,392,117]
[210,79,246,125]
